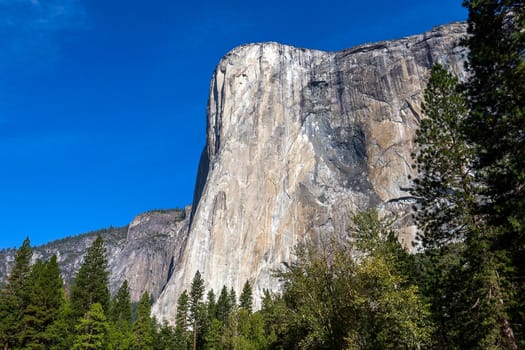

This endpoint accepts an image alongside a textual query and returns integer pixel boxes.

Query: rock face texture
[111,208,190,301]
[152,23,468,322]
[0,208,190,302]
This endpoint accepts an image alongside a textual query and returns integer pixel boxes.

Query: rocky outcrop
[0,208,190,302]
[152,23,468,322]
[111,208,190,301]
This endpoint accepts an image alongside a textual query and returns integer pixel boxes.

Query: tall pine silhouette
[70,236,110,320]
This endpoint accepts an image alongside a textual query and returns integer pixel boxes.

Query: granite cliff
[0,208,190,302]
[152,22,468,322]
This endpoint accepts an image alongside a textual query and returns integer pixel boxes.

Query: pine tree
[174,290,190,350]
[0,237,32,350]
[132,291,154,350]
[20,255,65,349]
[46,299,75,350]
[461,1,525,347]
[154,320,176,350]
[412,64,474,249]
[228,287,236,313]
[411,64,477,348]
[239,281,253,314]
[189,271,205,350]
[73,303,110,350]
[216,286,230,324]
[71,236,110,321]
[111,280,132,325]
[109,280,133,350]
[203,318,222,350]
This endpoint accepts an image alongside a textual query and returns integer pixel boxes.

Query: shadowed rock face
[152,23,468,322]
[0,208,190,302]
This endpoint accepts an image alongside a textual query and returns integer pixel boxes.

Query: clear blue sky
[0,0,467,249]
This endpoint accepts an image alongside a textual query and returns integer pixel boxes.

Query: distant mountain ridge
[0,207,190,302]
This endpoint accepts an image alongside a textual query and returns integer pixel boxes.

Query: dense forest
[1,0,523,349]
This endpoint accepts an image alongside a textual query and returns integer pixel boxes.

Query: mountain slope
[0,207,190,302]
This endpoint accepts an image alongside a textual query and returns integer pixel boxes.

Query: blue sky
[0,0,467,249]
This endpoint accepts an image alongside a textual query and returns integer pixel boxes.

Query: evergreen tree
[412,9,525,343]
[73,303,110,350]
[461,1,525,347]
[239,281,253,314]
[0,237,32,350]
[216,286,230,323]
[20,255,65,349]
[111,280,132,325]
[71,236,110,320]
[411,64,477,348]
[203,318,222,350]
[109,280,133,349]
[174,290,190,350]
[46,300,75,350]
[412,64,474,249]
[132,291,154,350]
[189,271,205,350]
[154,321,176,350]
[205,289,217,321]
[228,287,237,313]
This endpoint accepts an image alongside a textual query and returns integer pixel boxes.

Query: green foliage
[239,280,253,313]
[174,290,190,349]
[109,281,133,350]
[71,236,111,320]
[412,64,475,249]
[132,291,154,350]
[189,271,206,350]
[206,289,217,321]
[216,286,231,323]
[272,210,433,350]
[73,303,110,350]
[462,0,525,346]
[46,300,76,349]
[20,255,65,349]
[412,3,525,345]
[154,320,177,350]
[0,237,32,349]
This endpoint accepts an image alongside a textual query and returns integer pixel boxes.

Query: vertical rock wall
[153,23,468,322]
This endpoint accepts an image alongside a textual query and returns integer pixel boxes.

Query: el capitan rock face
[152,23,468,322]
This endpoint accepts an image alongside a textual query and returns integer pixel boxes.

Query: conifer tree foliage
[189,271,206,350]
[239,281,253,314]
[73,303,110,350]
[462,0,524,346]
[111,280,132,325]
[413,63,520,349]
[133,291,154,350]
[411,1,525,346]
[412,64,475,248]
[174,290,190,350]
[462,0,525,234]
[0,237,32,350]
[20,255,65,349]
[216,286,231,323]
[109,280,133,350]
[71,236,111,320]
